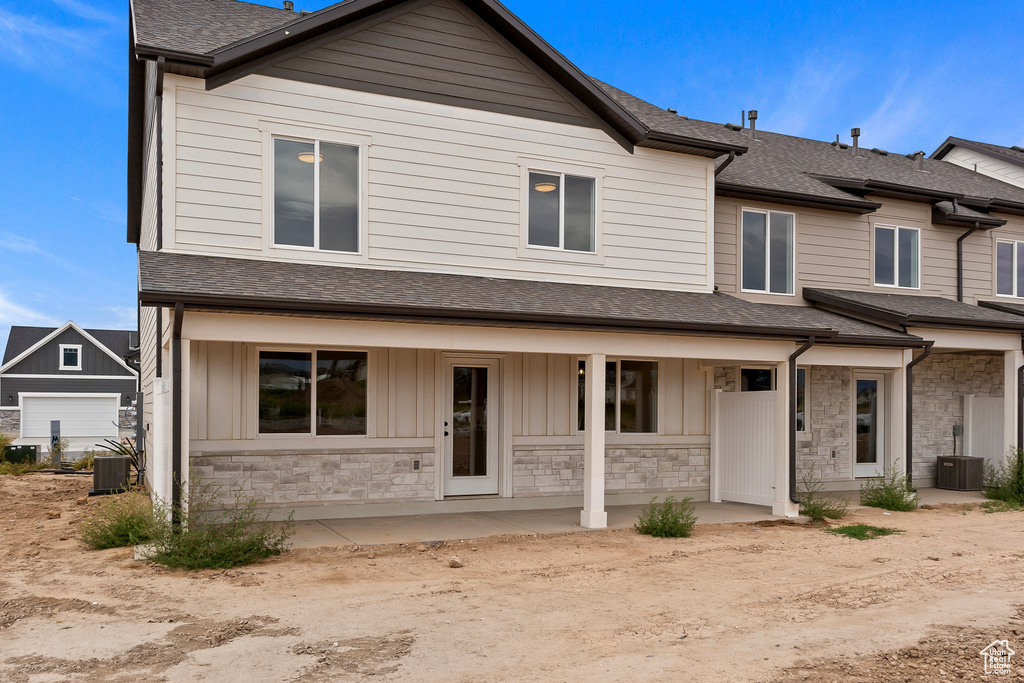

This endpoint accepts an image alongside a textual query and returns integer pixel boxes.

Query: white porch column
[581,353,607,529]
[773,359,798,518]
[890,349,911,477]
[1004,349,1022,458]
[180,338,191,508]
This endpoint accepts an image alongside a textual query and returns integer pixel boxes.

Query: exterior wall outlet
[413,460,420,471]
[831,449,836,459]
[952,424,963,437]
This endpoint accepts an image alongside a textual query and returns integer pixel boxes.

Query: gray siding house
[0,322,139,450]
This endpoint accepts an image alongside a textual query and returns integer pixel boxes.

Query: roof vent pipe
[741,111,746,130]
[283,0,294,9]
[748,110,757,140]
[913,150,925,170]
[851,128,861,156]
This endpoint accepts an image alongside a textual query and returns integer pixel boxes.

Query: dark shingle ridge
[932,136,1024,169]
[138,251,919,344]
[3,326,136,365]
[804,288,1024,331]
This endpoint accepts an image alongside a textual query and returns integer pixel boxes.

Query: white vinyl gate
[964,395,1004,471]
[713,390,776,506]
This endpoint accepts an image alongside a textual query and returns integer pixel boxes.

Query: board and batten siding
[163,74,714,291]
[715,196,995,304]
[3,328,134,378]
[263,0,595,128]
[942,146,1024,190]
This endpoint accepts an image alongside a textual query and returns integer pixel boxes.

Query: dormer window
[59,344,82,371]
[273,137,360,253]
[997,240,1024,297]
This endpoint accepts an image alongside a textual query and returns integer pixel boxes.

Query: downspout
[789,337,816,504]
[155,57,166,251]
[956,220,980,302]
[714,151,736,176]
[905,342,934,484]
[171,302,183,523]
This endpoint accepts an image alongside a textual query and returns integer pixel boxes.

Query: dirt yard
[1,474,1022,682]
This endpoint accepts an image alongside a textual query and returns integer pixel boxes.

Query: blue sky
[0,0,1022,354]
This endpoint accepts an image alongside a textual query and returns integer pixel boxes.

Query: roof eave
[931,137,1024,170]
[715,182,881,214]
[639,131,747,158]
[930,207,1005,228]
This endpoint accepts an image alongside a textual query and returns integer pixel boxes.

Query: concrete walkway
[285,487,988,548]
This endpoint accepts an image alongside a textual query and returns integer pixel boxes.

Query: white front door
[854,372,887,478]
[443,357,500,496]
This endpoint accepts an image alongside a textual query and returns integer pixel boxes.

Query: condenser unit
[936,456,983,491]
[91,455,131,495]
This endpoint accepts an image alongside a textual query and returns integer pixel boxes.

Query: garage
[20,394,120,439]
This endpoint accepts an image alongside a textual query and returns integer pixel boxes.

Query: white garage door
[21,395,119,439]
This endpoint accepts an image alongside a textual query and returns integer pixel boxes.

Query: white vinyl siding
[166,72,714,291]
[942,146,1024,190]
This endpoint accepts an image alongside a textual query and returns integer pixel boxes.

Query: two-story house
[713,123,1024,487]
[128,0,1022,526]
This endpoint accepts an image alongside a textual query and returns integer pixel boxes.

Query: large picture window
[273,137,360,253]
[528,171,596,253]
[742,209,794,294]
[259,350,368,435]
[577,359,658,433]
[874,225,919,288]
[996,240,1024,297]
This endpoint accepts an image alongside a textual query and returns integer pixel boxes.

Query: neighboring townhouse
[932,137,1024,190]
[714,124,1024,486]
[127,0,1020,526]
[0,322,139,452]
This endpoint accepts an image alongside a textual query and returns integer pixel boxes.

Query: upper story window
[874,225,919,289]
[742,209,795,295]
[528,171,596,252]
[258,349,368,436]
[996,240,1024,297]
[273,137,360,253]
[59,344,82,371]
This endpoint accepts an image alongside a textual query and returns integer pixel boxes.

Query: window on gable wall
[996,240,1024,297]
[59,345,81,371]
[528,172,596,252]
[577,359,658,433]
[273,138,360,253]
[874,225,920,288]
[742,210,794,294]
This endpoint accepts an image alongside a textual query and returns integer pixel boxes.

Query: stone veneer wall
[0,409,18,434]
[796,366,852,482]
[190,448,434,507]
[912,352,1003,482]
[513,445,710,496]
[714,366,738,392]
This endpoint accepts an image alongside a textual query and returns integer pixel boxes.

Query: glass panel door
[443,358,500,496]
[854,374,886,478]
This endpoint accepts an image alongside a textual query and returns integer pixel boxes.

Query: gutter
[788,337,816,504]
[905,342,934,485]
[715,182,882,214]
[956,221,980,302]
[171,302,183,523]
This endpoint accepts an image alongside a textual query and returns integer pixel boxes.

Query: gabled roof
[1,322,139,373]
[138,251,922,346]
[128,0,749,155]
[978,299,1024,318]
[716,129,1024,217]
[804,288,1024,332]
[932,136,1024,169]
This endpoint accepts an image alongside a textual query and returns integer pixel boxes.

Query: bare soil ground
[1,474,1022,682]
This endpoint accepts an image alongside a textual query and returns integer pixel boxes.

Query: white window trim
[59,344,82,371]
[259,120,370,263]
[517,156,605,264]
[873,224,921,290]
[995,239,1023,298]
[739,207,796,297]
[255,346,373,438]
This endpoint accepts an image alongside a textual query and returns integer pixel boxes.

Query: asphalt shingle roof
[715,130,1024,212]
[133,0,299,55]
[932,137,1024,169]
[804,288,1024,331]
[3,326,136,365]
[138,251,919,344]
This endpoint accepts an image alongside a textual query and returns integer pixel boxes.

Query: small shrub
[148,478,294,570]
[634,496,697,538]
[985,448,1024,506]
[859,467,919,511]
[827,524,903,541]
[981,500,1024,514]
[0,460,48,476]
[74,450,99,471]
[79,489,163,549]
[0,431,12,454]
[798,464,848,522]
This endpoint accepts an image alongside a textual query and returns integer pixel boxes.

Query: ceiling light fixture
[533,181,557,193]
[297,151,323,163]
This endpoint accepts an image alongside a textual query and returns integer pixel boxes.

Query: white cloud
[0,290,61,360]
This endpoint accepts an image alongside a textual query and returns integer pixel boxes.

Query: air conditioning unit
[936,456,983,491]
[91,455,131,495]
